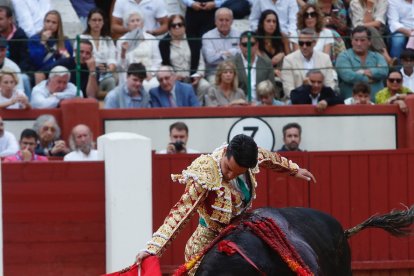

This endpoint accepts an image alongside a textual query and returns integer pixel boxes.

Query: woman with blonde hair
[29,10,73,84]
[205,60,247,107]
[0,68,30,109]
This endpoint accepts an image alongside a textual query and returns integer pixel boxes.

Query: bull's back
[197,207,352,276]
[254,207,352,276]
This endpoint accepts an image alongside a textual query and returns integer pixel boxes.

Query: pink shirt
[3,151,48,162]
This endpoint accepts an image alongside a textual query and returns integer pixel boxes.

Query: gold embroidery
[167,217,177,227]
[146,146,301,258]
[258,148,299,175]
[181,155,222,190]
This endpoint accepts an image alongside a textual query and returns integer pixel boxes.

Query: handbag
[102,256,162,276]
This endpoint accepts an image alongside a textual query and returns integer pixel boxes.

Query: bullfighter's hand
[135,251,150,265]
[295,168,317,183]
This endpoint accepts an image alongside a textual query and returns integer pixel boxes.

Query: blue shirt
[336,49,388,100]
[104,84,151,109]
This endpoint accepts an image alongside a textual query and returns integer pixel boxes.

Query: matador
[136,134,316,274]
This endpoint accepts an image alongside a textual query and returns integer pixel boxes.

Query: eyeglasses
[305,11,317,18]
[42,126,56,132]
[171,22,184,29]
[241,42,256,47]
[388,78,402,83]
[298,41,313,47]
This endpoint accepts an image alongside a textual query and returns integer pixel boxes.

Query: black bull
[195,206,414,276]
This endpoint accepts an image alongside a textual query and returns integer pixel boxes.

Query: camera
[173,141,185,152]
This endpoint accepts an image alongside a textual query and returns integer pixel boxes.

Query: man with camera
[159,122,199,154]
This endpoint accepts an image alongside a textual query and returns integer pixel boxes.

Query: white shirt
[79,34,117,65]
[300,53,315,73]
[310,93,320,105]
[117,31,162,76]
[64,149,100,161]
[31,80,82,109]
[181,0,227,7]
[249,0,298,36]
[112,0,168,33]
[0,89,27,109]
[387,0,414,33]
[241,54,258,100]
[202,27,240,77]
[401,67,414,92]
[11,0,51,37]
[0,130,19,157]
[344,97,375,105]
[170,36,206,78]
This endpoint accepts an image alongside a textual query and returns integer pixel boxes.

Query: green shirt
[375,87,412,104]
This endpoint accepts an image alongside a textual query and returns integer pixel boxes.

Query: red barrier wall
[2,161,106,276]
[1,146,414,275]
[152,150,414,275]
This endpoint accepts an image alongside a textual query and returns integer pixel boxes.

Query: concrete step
[51,0,83,40]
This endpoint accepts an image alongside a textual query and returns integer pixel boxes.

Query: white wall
[104,115,397,152]
[2,113,398,154]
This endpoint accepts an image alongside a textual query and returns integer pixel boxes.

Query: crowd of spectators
[0,0,413,159]
[0,113,99,161]
[0,0,411,111]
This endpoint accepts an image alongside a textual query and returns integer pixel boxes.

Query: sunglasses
[241,42,256,47]
[171,22,184,29]
[388,78,402,83]
[298,41,313,47]
[305,11,317,18]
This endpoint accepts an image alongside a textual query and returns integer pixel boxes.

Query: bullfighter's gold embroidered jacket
[145,146,299,256]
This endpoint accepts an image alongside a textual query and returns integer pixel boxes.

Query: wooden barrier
[2,162,105,276]
[2,151,414,275]
[152,151,414,275]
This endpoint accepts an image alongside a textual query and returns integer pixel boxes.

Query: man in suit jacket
[233,31,276,102]
[291,69,343,111]
[281,28,336,99]
[150,65,200,108]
